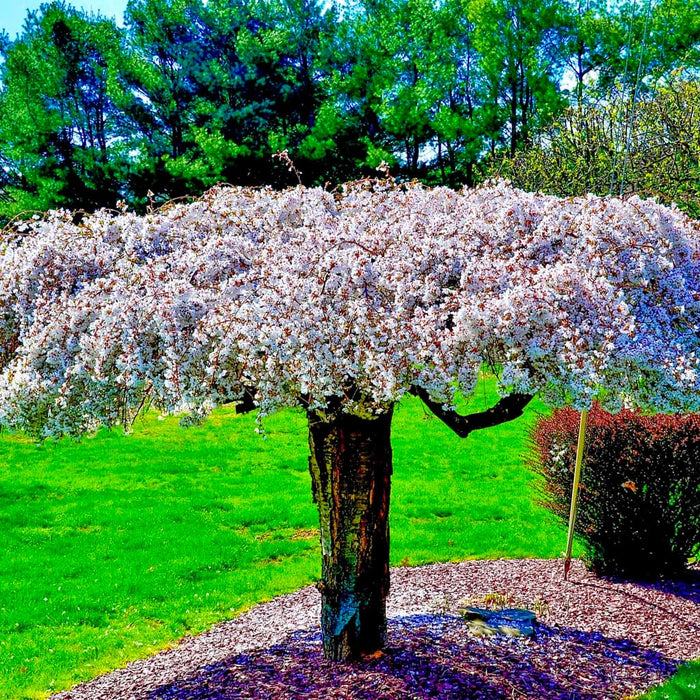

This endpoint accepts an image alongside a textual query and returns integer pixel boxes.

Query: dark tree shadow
[634,567,700,606]
[578,565,700,611]
[146,614,678,700]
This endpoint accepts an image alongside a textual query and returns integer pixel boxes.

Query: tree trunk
[307,406,393,661]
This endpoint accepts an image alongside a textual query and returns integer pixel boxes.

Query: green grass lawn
[0,384,691,699]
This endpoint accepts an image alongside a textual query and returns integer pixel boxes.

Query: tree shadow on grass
[146,614,678,700]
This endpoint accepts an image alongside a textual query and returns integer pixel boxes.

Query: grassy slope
[1,406,319,698]
[0,384,685,699]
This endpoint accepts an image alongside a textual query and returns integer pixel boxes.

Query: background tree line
[1,0,700,220]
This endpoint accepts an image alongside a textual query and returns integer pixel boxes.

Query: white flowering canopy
[1,180,699,438]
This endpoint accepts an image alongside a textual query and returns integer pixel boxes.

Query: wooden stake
[564,408,588,580]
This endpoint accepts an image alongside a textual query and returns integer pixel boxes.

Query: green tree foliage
[603,0,700,83]
[121,0,205,200]
[2,0,700,216]
[312,0,493,185]
[495,75,700,217]
[121,0,333,195]
[428,0,486,187]
[482,0,700,208]
[561,0,614,111]
[0,2,129,216]
[468,0,571,156]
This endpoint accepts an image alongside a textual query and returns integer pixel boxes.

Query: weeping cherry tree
[1,180,699,660]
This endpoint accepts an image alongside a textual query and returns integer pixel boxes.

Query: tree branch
[411,386,534,438]
[235,387,257,414]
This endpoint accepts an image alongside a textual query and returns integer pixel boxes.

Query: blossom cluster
[1,180,699,437]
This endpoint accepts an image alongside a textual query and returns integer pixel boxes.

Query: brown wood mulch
[52,559,700,700]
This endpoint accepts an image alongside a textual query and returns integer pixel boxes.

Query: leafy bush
[490,77,700,218]
[530,405,700,579]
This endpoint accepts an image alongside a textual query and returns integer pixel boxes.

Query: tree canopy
[1,180,698,435]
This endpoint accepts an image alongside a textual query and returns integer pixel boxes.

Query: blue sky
[1,0,127,39]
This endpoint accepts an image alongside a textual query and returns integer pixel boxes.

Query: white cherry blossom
[1,180,699,437]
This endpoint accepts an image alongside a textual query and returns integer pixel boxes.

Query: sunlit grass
[1,406,319,698]
[391,393,561,564]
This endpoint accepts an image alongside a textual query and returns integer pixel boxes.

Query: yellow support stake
[564,408,589,580]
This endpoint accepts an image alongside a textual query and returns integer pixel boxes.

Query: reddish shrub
[530,404,700,579]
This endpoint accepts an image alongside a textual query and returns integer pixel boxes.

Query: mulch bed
[146,616,679,699]
[53,559,700,700]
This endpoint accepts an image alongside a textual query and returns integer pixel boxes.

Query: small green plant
[530,405,700,579]
[528,596,550,618]
[480,591,516,610]
[458,590,549,617]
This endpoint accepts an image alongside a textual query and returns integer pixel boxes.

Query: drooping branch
[411,386,534,438]
[235,387,257,414]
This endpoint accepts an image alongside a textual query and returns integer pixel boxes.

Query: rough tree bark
[239,387,534,663]
[307,406,393,661]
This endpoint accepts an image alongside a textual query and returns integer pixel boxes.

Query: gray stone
[460,606,536,638]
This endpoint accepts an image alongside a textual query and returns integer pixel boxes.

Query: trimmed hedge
[530,405,700,579]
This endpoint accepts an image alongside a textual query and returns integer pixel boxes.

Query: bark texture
[307,406,393,661]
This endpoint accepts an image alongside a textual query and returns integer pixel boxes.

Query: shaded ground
[53,560,700,700]
[147,615,677,700]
